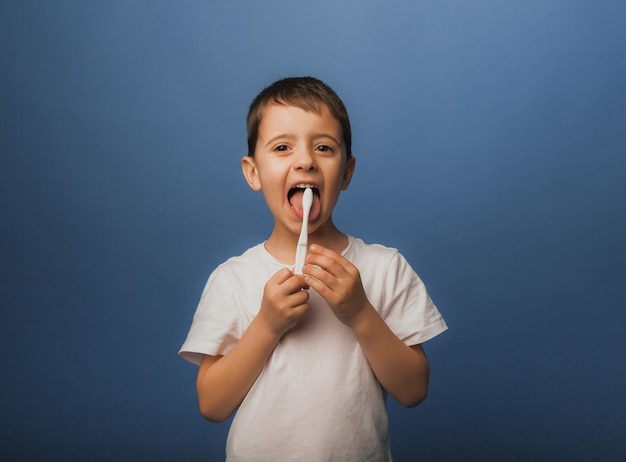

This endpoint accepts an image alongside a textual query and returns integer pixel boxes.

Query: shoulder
[200,243,268,291]
[346,236,422,287]
[212,243,267,273]
[346,236,401,266]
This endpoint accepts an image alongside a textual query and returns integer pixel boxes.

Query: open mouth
[288,184,319,203]
[288,184,320,219]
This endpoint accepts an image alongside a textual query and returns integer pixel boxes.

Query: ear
[341,155,356,190]
[241,156,261,191]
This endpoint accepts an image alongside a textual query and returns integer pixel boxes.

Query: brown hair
[246,77,352,158]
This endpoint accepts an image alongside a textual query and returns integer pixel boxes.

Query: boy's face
[242,103,355,238]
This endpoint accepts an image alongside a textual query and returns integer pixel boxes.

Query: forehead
[258,103,342,140]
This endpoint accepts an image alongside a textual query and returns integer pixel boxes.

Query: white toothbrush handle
[294,189,313,274]
[294,214,309,274]
[294,241,307,275]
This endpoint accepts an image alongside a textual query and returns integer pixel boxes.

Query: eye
[316,144,333,153]
[275,144,290,152]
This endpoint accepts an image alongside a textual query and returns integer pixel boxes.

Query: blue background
[1,1,625,460]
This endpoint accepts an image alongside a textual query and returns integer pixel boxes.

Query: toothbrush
[294,187,313,275]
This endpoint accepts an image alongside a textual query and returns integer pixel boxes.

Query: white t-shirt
[179,236,447,462]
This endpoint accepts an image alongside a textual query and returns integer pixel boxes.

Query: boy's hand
[258,268,310,338]
[303,244,371,326]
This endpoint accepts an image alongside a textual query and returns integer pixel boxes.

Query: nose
[293,147,317,171]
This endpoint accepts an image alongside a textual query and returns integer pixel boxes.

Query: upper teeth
[295,184,314,189]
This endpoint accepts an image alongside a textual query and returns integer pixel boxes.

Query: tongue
[290,190,319,220]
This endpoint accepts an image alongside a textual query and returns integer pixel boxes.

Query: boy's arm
[303,245,430,407]
[348,307,430,407]
[196,268,309,422]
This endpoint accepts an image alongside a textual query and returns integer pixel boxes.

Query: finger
[308,244,340,258]
[290,290,309,312]
[280,291,310,323]
[270,267,296,285]
[268,269,308,295]
[305,252,345,278]
[303,273,335,302]
[302,263,334,287]
[287,288,310,308]
[287,302,309,323]
[307,244,344,269]
[281,273,310,294]
[308,244,353,271]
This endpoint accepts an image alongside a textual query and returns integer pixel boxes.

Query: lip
[287,181,319,191]
[286,182,320,202]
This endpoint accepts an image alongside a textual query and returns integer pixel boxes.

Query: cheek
[256,164,280,186]
[257,170,287,200]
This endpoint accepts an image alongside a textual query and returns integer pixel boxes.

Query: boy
[179,77,447,461]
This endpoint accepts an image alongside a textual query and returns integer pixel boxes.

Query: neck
[264,216,348,264]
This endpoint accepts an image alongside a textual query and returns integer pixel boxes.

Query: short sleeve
[380,252,447,346]
[178,266,244,365]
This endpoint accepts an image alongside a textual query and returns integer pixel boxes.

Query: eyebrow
[313,134,342,145]
[263,133,341,148]
[263,134,294,148]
